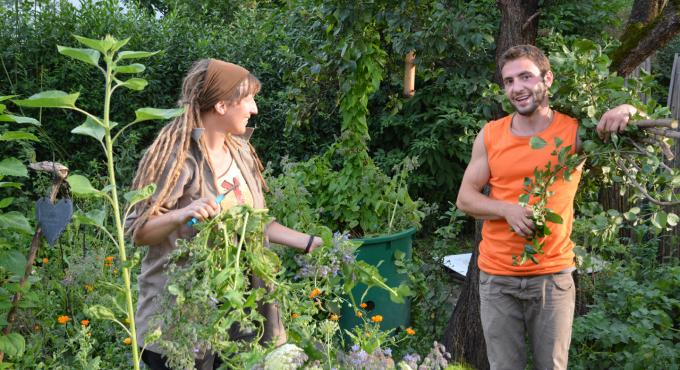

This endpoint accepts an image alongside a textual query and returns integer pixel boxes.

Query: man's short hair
[499,45,550,76]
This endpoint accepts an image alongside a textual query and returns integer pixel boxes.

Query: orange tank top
[478,112,582,276]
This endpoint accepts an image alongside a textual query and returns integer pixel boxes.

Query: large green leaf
[85,305,117,320]
[0,197,13,208]
[0,250,27,277]
[13,90,79,108]
[651,211,668,229]
[0,182,22,189]
[0,333,25,358]
[74,209,107,227]
[0,95,18,102]
[71,116,105,142]
[545,211,563,224]
[0,114,40,126]
[0,158,27,177]
[73,35,115,53]
[124,183,156,208]
[0,211,32,234]
[111,37,131,52]
[118,78,148,91]
[0,131,39,142]
[529,136,547,150]
[117,50,160,60]
[131,107,185,124]
[114,63,145,74]
[57,46,100,66]
[66,175,101,197]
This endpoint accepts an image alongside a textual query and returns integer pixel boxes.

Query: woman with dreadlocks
[125,59,323,370]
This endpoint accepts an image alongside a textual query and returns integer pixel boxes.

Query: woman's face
[219,94,258,135]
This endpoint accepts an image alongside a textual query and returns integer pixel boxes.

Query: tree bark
[627,0,667,25]
[611,0,680,76]
[441,1,541,366]
[441,220,488,370]
[493,0,540,84]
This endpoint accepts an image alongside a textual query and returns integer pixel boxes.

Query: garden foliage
[0,0,678,369]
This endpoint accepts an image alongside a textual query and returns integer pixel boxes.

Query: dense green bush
[570,265,680,370]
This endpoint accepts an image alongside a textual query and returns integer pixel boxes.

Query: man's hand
[503,203,535,238]
[596,104,638,138]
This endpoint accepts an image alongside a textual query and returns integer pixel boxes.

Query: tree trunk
[493,0,540,84]
[441,1,541,366]
[441,220,488,370]
[611,0,680,76]
[627,0,667,25]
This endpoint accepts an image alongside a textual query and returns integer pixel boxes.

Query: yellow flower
[308,288,321,299]
[360,302,367,309]
[42,257,49,264]
[84,284,94,293]
[329,314,339,321]
[406,327,416,336]
[371,315,383,323]
[123,337,132,345]
[356,311,362,317]
[33,324,41,332]
[80,319,90,327]
[57,315,70,325]
[291,313,299,319]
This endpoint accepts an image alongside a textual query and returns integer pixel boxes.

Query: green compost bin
[339,227,416,333]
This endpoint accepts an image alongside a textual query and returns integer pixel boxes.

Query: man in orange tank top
[456,45,637,370]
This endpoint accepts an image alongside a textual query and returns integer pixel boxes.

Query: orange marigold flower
[406,327,416,336]
[123,337,132,345]
[308,288,321,299]
[360,302,367,309]
[104,256,114,267]
[371,315,383,323]
[42,257,49,264]
[329,314,339,321]
[291,313,299,319]
[356,311,362,317]
[80,319,90,327]
[57,315,70,325]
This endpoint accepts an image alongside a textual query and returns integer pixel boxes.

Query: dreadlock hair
[128,59,262,234]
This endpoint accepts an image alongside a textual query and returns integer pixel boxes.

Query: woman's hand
[175,197,220,225]
[307,236,324,253]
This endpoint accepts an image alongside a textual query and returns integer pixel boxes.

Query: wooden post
[403,51,416,98]
[660,53,680,261]
[0,162,68,363]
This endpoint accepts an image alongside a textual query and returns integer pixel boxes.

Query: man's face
[501,57,553,116]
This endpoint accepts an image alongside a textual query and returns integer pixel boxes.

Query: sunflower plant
[12,34,185,370]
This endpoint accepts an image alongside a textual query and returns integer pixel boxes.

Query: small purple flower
[351,344,360,352]
[403,353,420,363]
[383,347,392,357]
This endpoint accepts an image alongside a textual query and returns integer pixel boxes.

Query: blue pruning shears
[187,193,226,226]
